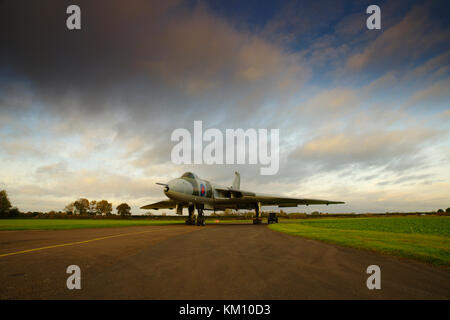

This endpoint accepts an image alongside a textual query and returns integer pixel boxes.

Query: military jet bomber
[141,172,344,225]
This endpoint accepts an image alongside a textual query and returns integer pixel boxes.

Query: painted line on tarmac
[0,227,180,258]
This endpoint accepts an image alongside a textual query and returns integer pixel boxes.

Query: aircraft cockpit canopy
[181,172,198,179]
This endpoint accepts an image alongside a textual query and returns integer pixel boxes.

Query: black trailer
[267,212,278,224]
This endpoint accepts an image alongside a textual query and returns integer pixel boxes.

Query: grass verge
[0,219,184,230]
[268,216,450,267]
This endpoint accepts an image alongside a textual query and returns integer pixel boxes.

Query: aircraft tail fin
[231,171,240,190]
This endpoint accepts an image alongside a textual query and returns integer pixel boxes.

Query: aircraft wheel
[253,218,262,225]
[197,217,205,226]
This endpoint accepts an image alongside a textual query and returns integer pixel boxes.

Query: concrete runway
[0,224,449,299]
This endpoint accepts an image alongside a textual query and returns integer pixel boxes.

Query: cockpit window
[181,172,196,179]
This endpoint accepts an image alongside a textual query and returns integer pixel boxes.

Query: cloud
[409,78,450,107]
[334,12,366,37]
[291,128,440,170]
[365,72,398,93]
[0,0,307,115]
[408,51,450,78]
[299,88,359,115]
[346,3,450,71]
[377,173,434,186]
[36,161,69,175]
[1,139,46,158]
[263,0,346,41]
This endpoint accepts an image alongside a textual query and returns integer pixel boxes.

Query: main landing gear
[196,204,206,226]
[253,202,262,225]
[185,204,205,226]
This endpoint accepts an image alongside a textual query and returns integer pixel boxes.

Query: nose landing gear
[196,216,205,226]
[185,217,196,225]
[185,204,206,226]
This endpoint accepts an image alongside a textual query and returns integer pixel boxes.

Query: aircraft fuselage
[164,173,256,210]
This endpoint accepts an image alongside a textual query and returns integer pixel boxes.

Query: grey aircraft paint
[141,172,344,225]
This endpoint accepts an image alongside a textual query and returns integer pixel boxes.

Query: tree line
[0,190,132,217]
[64,198,131,216]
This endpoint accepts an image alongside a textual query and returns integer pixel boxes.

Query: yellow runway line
[0,227,176,258]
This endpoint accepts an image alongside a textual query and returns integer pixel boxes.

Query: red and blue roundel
[200,184,206,196]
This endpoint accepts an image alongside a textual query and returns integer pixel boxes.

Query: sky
[0,0,449,214]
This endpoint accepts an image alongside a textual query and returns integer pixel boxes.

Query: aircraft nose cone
[166,179,184,194]
[165,178,194,195]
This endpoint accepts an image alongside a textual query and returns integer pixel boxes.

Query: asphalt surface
[0,224,449,299]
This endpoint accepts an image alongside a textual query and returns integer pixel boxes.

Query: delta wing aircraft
[141,172,344,225]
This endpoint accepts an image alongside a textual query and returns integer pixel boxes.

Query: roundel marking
[200,184,206,196]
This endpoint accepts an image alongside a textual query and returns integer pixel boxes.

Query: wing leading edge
[141,192,344,210]
[140,200,177,210]
[213,187,344,207]
[247,194,345,207]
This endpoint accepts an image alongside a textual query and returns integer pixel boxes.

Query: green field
[269,216,450,266]
[0,218,255,230]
